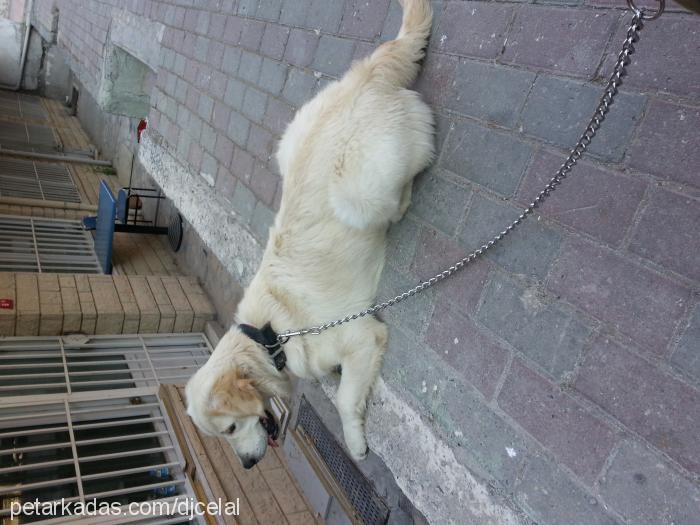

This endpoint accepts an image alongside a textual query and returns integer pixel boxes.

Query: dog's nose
[242,457,259,470]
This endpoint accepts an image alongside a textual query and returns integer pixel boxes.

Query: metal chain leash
[276,1,664,346]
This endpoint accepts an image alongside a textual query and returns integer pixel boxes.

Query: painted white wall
[0,18,23,86]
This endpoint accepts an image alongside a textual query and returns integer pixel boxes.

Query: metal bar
[70,402,161,415]
[64,398,86,502]
[0,476,77,496]
[81,461,180,481]
[0,147,113,166]
[75,430,170,446]
[0,424,69,439]
[84,479,186,500]
[0,441,72,456]
[0,458,74,475]
[79,445,174,463]
[73,415,164,431]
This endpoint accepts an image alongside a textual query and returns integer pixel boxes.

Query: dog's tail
[366,0,432,87]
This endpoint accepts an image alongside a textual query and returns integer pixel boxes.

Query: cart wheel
[168,213,183,252]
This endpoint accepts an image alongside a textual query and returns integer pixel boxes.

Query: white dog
[186,0,434,469]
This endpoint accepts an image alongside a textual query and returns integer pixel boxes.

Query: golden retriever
[186,0,434,468]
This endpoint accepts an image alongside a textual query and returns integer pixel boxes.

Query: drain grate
[0,91,48,121]
[296,396,390,525]
[0,157,81,203]
[0,121,58,147]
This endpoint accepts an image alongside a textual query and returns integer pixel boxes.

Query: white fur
[186,0,435,466]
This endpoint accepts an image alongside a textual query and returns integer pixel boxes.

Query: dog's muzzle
[260,410,279,447]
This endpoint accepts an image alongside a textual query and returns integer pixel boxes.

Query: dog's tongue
[267,436,278,447]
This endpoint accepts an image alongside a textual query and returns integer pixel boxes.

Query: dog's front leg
[335,325,387,460]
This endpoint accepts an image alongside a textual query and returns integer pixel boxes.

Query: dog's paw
[345,432,369,461]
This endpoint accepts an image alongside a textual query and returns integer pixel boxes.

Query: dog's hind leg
[335,321,387,460]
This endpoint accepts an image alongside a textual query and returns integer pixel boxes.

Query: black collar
[238,323,286,371]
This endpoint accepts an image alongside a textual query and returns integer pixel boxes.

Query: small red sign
[0,299,14,309]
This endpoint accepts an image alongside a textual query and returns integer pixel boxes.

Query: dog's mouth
[260,410,279,447]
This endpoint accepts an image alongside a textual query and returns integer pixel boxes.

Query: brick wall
[37,0,700,523]
[0,273,215,336]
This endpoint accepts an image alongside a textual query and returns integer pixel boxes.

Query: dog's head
[185,330,283,469]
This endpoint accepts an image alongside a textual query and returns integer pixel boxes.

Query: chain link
[277,11,650,345]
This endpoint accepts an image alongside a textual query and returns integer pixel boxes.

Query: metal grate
[0,91,48,121]
[0,334,213,397]
[0,215,101,273]
[0,121,58,147]
[0,158,81,203]
[296,396,390,525]
[0,390,203,524]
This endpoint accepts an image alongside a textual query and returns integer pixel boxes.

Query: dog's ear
[209,368,264,416]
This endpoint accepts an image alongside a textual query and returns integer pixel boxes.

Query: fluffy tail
[367,0,432,87]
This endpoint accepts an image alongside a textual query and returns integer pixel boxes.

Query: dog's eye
[225,423,236,434]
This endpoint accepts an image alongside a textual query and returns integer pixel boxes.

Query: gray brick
[221,46,242,75]
[671,306,700,383]
[201,123,217,154]
[232,147,255,183]
[224,78,246,109]
[241,87,268,123]
[500,359,617,483]
[502,7,616,78]
[339,0,391,40]
[410,168,471,236]
[517,456,619,525]
[260,23,289,60]
[311,35,355,77]
[195,11,210,35]
[600,441,700,525]
[228,111,251,146]
[376,265,436,337]
[238,50,263,84]
[284,29,319,67]
[209,14,227,40]
[263,97,294,135]
[385,216,421,273]
[257,0,282,20]
[478,273,591,379]
[306,0,344,33]
[212,100,231,132]
[280,0,311,26]
[520,76,645,161]
[232,181,257,223]
[250,161,279,205]
[282,67,317,106]
[440,119,533,196]
[460,193,562,280]
[414,52,458,109]
[197,94,214,120]
[259,58,287,95]
[629,189,700,282]
[627,100,700,188]
[223,15,244,45]
[240,19,265,50]
[250,201,276,243]
[447,60,535,128]
[193,36,209,62]
[435,2,512,59]
[517,151,647,246]
[247,124,274,160]
[379,0,402,43]
[201,153,218,185]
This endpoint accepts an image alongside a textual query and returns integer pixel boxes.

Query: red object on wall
[137,119,148,143]
[0,299,13,309]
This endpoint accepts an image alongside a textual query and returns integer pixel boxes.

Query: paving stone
[38,274,62,335]
[576,336,700,475]
[161,276,194,332]
[237,0,258,17]
[232,181,258,224]
[257,0,283,21]
[250,161,279,205]
[307,0,344,33]
[377,265,436,338]
[311,35,355,77]
[446,59,535,127]
[599,15,700,99]
[228,112,250,146]
[260,23,290,60]
[232,147,256,183]
[241,86,268,122]
[197,93,214,120]
[502,6,616,78]
[239,19,266,51]
[178,276,217,331]
[238,50,263,83]
[500,359,617,483]
[339,0,391,40]
[212,100,232,132]
[221,45,242,75]
[280,0,312,26]
[201,153,218,184]
[548,239,690,354]
[224,77,247,110]
[247,124,275,160]
[250,200,276,243]
[411,227,491,314]
[671,306,700,383]
[282,67,317,106]
[386,216,421,274]
[600,440,700,525]
[410,168,471,236]
[520,75,646,161]
[478,273,591,379]
[209,13,227,40]
[518,150,647,246]
[627,100,700,188]
[517,455,619,525]
[263,97,294,135]
[413,52,458,109]
[460,193,562,280]
[434,2,512,59]
[629,189,700,281]
[284,29,319,67]
[426,300,510,400]
[259,57,288,95]
[89,275,124,335]
[146,276,176,333]
[214,135,235,166]
[440,119,533,196]
[112,275,140,334]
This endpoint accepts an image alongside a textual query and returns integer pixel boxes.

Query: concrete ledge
[0,272,216,336]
